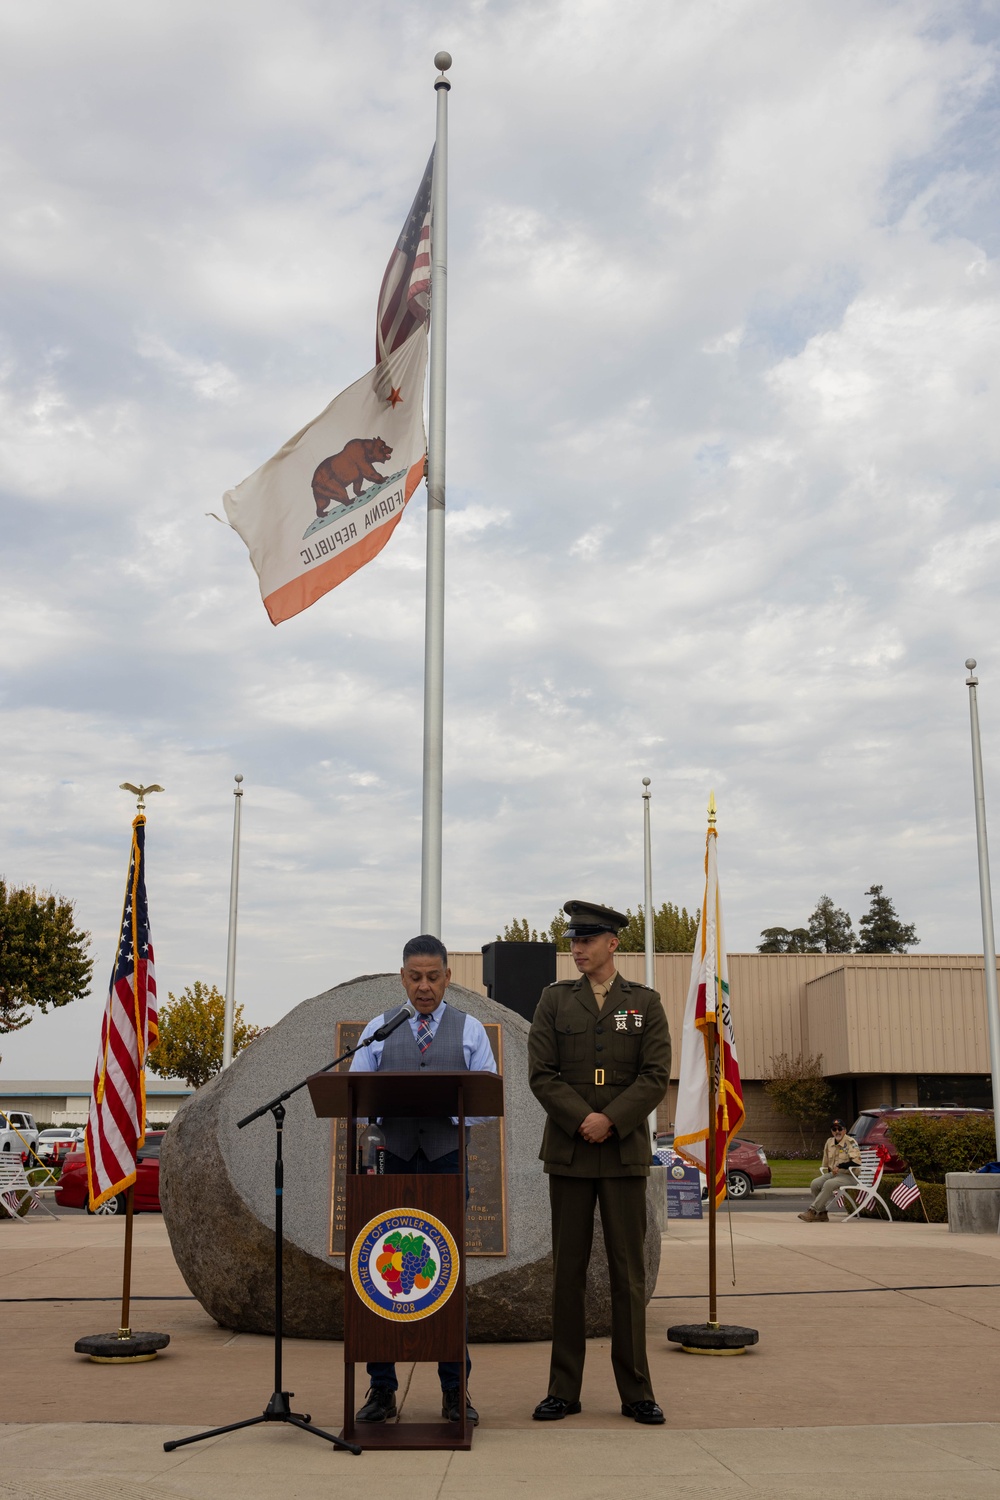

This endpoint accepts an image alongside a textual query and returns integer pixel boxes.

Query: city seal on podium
[350,1210,459,1323]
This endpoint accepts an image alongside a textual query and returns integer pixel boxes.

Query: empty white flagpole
[421,51,451,937]
[221,773,244,1070]
[643,778,659,1145]
[965,659,1000,1159]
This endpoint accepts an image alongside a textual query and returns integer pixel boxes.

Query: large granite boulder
[160,974,662,1341]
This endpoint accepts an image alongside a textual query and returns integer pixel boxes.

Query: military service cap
[563,899,629,938]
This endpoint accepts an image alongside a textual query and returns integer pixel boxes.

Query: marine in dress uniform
[528,901,671,1426]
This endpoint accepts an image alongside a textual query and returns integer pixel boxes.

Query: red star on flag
[388,386,403,408]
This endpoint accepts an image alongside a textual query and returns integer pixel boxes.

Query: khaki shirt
[821,1133,862,1174]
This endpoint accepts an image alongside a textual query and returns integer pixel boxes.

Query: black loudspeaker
[481,942,557,1023]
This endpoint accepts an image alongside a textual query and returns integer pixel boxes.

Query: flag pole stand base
[667,1323,758,1356]
[75,1331,170,1364]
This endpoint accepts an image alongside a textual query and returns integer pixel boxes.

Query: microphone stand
[162,1016,409,1457]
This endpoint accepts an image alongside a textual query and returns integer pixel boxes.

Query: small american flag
[890,1172,921,1211]
[85,816,158,1210]
[376,152,433,365]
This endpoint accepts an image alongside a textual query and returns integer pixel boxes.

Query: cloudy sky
[2,0,999,1078]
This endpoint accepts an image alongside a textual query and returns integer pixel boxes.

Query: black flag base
[75,1330,170,1364]
[667,1322,759,1355]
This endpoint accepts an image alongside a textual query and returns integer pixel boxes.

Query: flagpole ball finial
[967,659,979,685]
[642,776,651,799]
[434,50,452,71]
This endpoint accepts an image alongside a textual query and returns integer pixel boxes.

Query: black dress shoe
[532,1395,582,1421]
[621,1399,665,1425]
[355,1386,397,1422]
[441,1389,479,1425]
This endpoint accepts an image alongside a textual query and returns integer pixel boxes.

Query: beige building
[0,1078,191,1128]
[449,950,997,1152]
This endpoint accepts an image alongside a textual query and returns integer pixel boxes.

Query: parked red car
[55,1131,164,1215]
[850,1107,993,1175]
[655,1133,771,1197]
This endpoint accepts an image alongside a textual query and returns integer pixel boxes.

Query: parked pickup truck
[0,1110,40,1158]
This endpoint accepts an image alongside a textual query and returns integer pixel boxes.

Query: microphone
[371,1001,417,1042]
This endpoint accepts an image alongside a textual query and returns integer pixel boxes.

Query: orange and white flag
[225,154,433,625]
[673,801,746,1204]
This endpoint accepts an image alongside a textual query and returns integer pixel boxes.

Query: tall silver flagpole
[965,660,1000,1157]
[222,773,244,1070]
[642,777,659,1145]
[420,50,451,937]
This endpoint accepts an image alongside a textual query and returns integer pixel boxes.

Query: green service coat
[528,973,671,1177]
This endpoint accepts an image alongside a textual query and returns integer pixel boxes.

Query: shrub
[862,1174,947,1223]
[886,1115,997,1183]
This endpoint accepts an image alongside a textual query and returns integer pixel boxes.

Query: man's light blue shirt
[350,997,497,1124]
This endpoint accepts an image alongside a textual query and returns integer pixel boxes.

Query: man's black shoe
[441,1389,479,1425]
[532,1396,582,1421]
[355,1386,397,1423]
[621,1399,665,1425]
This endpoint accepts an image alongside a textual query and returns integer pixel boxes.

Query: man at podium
[349,934,496,1428]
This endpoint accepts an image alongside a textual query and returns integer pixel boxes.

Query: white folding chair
[834,1148,893,1222]
[0,1157,58,1221]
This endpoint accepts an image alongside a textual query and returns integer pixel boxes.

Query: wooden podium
[307,1069,504,1450]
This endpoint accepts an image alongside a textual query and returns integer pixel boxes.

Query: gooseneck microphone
[371,1001,418,1042]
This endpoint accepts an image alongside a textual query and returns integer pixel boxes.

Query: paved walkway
[3,1210,1000,1497]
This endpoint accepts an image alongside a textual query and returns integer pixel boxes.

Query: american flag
[376,152,433,365]
[890,1171,921,1211]
[85,816,158,1210]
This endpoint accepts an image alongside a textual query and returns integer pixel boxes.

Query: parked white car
[35,1128,84,1163]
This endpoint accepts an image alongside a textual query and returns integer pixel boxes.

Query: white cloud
[1,0,999,1077]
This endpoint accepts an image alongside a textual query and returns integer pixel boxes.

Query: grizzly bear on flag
[312,436,393,517]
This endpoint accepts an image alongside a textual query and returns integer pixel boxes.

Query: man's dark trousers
[366,1147,471,1393]
[548,1174,653,1405]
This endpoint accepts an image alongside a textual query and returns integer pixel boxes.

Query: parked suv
[850,1106,993,1175]
[0,1111,39,1158]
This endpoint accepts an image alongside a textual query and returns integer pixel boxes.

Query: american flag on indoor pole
[85,816,158,1210]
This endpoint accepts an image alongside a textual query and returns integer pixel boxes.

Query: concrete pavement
[3,1210,1000,1497]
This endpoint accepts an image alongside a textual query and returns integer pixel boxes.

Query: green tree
[757,926,817,954]
[807,895,855,953]
[499,902,698,953]
[762,1051,836,1151]
[148,981,264,1089]
[617,903,699,953]
[856,884,919,953]
[497,914,570,950]
[0,880,93,1046]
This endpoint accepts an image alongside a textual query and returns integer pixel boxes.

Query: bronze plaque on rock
[328,1020,508,1257]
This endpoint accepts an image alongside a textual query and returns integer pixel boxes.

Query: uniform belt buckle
[594,1068,605,1086]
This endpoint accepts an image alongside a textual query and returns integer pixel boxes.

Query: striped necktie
[416,1016,433,1053]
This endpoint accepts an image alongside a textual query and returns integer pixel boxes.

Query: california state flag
[225,153,433,625]
[674,805,746,1204]
[224,330,427,625]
